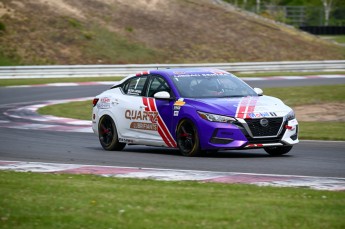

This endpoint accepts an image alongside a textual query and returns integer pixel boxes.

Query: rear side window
[122,76,148,95]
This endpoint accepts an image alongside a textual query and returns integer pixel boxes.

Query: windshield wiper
[218,95,245,98]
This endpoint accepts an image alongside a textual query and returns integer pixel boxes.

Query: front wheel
[176,119,202,157]
[98,115,126,151]
[264,146,292,156]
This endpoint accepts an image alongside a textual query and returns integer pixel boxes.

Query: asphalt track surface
[0,77,344,178]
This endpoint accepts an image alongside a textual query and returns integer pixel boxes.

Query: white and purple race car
[92,68,298,156]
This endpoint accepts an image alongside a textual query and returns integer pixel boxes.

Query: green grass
[1,171,344,229]
[298,122,345,141]
[39,100,92,120]
[1,72,344,87]
[0,50,22,66]
[263,84,345,106]
[322,35,345,44]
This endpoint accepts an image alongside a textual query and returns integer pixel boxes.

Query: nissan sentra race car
[92,68,298,156]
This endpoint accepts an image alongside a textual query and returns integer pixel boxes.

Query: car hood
[184,95,292,119]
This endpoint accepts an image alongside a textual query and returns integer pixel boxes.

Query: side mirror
[154,91,171,100]
[254,88,263,96]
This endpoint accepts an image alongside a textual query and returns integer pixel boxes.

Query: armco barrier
[0,60,344,79]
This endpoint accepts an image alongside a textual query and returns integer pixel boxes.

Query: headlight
[286,110,295,121]
[198,111,236,123]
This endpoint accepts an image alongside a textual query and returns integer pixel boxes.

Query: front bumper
[198,118,299,150]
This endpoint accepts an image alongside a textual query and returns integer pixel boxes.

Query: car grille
[245,118,283,137]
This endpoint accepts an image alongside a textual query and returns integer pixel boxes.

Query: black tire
[264,146,292,156]
[176,119,202,156]
[98,115,126,151]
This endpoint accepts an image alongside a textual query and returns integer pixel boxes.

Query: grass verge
[38,84,345,140]
[263,84,345,106]
[1,171,344,229]
[320,35,345,44]
[1,71,345,87]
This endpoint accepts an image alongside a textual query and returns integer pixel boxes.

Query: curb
[0,160,344,191]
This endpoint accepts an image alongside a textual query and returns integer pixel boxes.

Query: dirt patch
[35,0,85,19]
[0,0,343,64]
[294,103,345,122]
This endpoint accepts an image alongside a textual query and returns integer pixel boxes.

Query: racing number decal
[142,97,177,148]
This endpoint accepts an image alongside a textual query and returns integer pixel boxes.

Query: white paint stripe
[113,170,222,181]
[65,120,92,125]
[0,161,85,172]
[256,179,345,191]
[318,75,345,78]
[46,83,79,87]
[279,76,307,79]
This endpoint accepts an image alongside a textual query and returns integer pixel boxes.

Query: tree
[321,0,334,25]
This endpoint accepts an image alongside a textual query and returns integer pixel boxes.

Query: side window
[147,76,171,97]
[122,76,148,96]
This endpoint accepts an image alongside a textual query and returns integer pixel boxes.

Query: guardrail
[0,60,344,79]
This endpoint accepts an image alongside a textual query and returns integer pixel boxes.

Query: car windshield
[171,73,257,98]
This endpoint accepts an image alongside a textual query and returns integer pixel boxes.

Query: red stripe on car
[236,97,250,118]
[144,98,177,148]
[245,97,259,119]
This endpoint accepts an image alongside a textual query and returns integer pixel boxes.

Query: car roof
[149,68,229,77]
[111,68,230,87]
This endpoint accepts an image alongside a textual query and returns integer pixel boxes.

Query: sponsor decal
[97,97,111,109]
[125,110,158,123]
[173,98,184,117]
[130,122,158,131]
[100,97,111,103]
[173,106,181,111]
[174,73,228,78]
[174,101,185,106]
[248,112,277,118]
[128,89,141,95]
[119,138,134,143]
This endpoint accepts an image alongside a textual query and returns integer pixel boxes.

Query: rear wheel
[98,115,126,151]
[264,146,292,156]
[176,119,202,157]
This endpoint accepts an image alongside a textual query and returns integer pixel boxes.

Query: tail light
[92,98,99,107]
